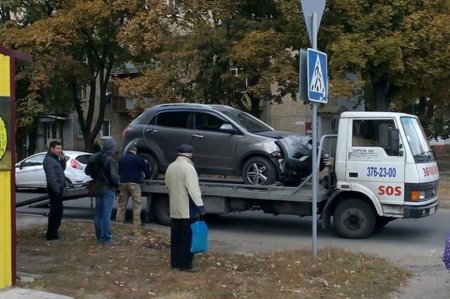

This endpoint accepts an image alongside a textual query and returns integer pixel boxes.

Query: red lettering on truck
[378,185,402,196]
[422,165,438,177]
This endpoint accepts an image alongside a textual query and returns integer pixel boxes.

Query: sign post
[300,0,327,258]
[0,47,32,289]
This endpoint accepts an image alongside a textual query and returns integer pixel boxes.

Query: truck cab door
[345,118,406,205]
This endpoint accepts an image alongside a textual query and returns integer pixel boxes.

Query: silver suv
[122,103,315,185]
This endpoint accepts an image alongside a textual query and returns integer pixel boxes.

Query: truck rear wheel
[153,197,171,226]
[333,199,376,239]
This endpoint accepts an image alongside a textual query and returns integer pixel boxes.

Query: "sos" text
[378,185,402,196]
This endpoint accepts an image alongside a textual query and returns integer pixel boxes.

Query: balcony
[111,95,129,113]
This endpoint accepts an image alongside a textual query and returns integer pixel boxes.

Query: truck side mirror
[388,128,400,156]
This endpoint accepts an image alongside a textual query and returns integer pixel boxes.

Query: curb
[0,288,72,299]
[438,200,450,210]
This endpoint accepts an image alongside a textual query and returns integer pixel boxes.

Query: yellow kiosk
[0,47,32,288]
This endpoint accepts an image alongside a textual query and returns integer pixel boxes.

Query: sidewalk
[0,214,72,299]
[0,287,72,299]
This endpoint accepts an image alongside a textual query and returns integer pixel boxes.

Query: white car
[15,150,92,189]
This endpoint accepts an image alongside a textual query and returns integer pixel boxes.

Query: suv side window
[152,111,189,129]
[195,113,226,132]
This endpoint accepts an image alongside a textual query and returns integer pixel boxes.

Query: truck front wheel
[333,199,376,239]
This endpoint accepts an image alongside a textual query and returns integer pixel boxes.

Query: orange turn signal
[410,190,425,202]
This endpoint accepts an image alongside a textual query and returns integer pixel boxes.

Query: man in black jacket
[116,145,151,226]
[43,140,67,240]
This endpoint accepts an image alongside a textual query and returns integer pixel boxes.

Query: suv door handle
[145,128,158,134]
[191,134,204,139]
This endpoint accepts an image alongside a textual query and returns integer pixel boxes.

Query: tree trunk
[16,131,27,161]
[372,78,390,111]
[417,96,427,117]
[84,135,96,153]
[27,123,38,156]
[426,101,435,119]
[250,96,261,118]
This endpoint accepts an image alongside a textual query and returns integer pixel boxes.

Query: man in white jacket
[165,144,206,272]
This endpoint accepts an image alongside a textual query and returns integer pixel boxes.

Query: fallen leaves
[17,221,410,299]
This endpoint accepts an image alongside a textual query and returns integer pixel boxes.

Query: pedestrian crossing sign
[307,48,328,103]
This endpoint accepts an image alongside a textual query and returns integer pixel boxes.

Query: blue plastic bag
[443,233,450,270]
[191,220,208,253]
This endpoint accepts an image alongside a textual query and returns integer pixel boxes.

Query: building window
[331,118,338,133]
[77,84,87,101]
[102,120,111,137]
[46,122,60,139]
[77,121,83,138]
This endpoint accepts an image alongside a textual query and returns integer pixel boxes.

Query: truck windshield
[221,109,273,133]
[400,117,434,162]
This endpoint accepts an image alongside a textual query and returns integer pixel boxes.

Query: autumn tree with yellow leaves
[2,0,450,149]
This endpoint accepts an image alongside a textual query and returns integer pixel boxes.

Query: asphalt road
[16,191,450,298]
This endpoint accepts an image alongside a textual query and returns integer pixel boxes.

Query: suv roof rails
[153,103,231,110]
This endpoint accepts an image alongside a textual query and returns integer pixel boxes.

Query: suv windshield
[400,116,434,162]
[221,109,273,133]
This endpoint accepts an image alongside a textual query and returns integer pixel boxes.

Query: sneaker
[103,240,119,246]
[46,235,64,241]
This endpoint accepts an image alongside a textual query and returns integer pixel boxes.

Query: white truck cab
[324,111,439,238]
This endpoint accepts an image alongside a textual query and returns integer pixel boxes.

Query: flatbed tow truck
[140,111,439,239]
[18,111,439,239]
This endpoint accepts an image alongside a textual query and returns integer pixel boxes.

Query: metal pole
[311,12,318,258]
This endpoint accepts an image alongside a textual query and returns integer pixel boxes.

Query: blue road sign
[307,48,328,103]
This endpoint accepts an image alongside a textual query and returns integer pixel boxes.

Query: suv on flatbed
[122,103,315,185]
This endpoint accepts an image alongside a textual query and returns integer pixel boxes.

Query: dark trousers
[46,188,64,240]
[171,218,194,270]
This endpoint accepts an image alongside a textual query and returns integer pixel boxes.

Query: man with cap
[85,137,120,245]
[116,145,151,226]
[165,144,206,272]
